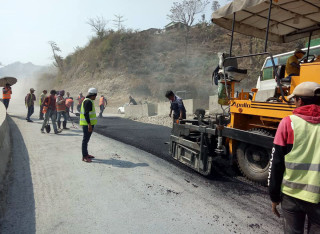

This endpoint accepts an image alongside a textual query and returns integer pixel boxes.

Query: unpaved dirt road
[0,106,283,233]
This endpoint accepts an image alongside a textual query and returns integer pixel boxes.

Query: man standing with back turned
[80,88,98,163]
[268,82,320,233]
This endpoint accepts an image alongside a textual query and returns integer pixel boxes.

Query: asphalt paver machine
[169,0,320,183]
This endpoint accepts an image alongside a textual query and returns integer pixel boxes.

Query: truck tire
[236,129,272,184]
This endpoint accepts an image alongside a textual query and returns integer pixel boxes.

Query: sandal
[88,155,95,159]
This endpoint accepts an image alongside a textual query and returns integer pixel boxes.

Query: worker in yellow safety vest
[268,82,320,233]
[2,83,12,110]
[80,87,98,162]
[98,95,107,118]
[39,90,47,120]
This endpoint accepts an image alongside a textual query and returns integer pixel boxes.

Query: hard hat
[288,82,320,99]
[88,87,98,95]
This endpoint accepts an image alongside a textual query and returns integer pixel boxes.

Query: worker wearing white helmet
[79,87,98,162]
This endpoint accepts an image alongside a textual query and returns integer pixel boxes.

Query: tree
[48,41,63,72]
[87,16,108,39]
[167,0,210,50]
[113,15,126,31]
[211,1,220,11]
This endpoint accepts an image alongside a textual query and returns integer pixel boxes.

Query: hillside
[0,62,44,79]
[38,24,303,107]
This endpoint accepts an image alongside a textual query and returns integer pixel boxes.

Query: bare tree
[113,15,126,31]
[87,16,108,39]
[211,1,220,11]
[48,41,63,72]
[167,0,209,50]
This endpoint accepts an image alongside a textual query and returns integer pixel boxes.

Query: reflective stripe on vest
[281,115,320,204]
[56,96,66,112]
[79,98,97,126]
[2,88,12,99]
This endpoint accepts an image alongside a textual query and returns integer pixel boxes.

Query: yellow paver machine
[169,0,320,183]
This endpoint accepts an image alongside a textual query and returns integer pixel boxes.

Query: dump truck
[169,0,320,183]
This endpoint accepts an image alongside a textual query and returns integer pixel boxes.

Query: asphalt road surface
[0,106,283,234]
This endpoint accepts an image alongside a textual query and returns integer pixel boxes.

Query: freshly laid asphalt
[94,116,173,162]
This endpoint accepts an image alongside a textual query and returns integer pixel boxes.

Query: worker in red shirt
[269,82,320,233]
[41,90,61,134]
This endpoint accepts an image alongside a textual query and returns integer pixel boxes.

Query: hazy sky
[0,0,229,66]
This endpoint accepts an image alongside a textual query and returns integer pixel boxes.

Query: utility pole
[113,15,126,31]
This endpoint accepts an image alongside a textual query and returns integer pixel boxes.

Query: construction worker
[2,83,12,110]
[268,82,320,233]
[56,90,69,130]
[65,92,74,113]
[41,90,61,134]
[77,92,85,113]
[98,95,107,118]
[80,88,98,163]
[39,90,47,120]
[65,97,74,120]
[129,95,137,105]
[25,88,36,122]
[285,48,306,77]
[165,90,186,122]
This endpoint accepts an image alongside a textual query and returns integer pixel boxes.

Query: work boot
[57,121,61,129]
[63,121,69,130]
[54,129,62,134]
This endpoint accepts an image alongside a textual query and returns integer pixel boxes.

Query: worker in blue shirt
[165,90,186,121]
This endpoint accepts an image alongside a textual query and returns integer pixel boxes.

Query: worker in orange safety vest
[2,83,12,109]
[98,95,107,118]
[76,92,85,113]
[56,90,69,130]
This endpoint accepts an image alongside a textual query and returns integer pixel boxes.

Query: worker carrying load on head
[268,82,320,233]
[77,92,85,113]
[285,48,306,77]
[98,95,107,118]
[56,90,69,130]
[2,83,12,110]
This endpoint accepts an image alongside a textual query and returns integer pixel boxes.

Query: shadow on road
[0,117,36,234]
[92,158,149,168]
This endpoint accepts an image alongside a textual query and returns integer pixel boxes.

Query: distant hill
[0,62,44,79]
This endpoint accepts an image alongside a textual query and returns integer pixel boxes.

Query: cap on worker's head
[294,48,306,55]
[288,82,320,99]
[87,87,97,96]
[30,88,35,92]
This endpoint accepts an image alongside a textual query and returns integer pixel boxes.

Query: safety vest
[65,98,74,108]
[42,96,51,114]
[80,98,97,126]
[99,97,105,106]
[39,93,46,105]
[56,96,66,112]
[2,87,12,99]
[281,115,320,204]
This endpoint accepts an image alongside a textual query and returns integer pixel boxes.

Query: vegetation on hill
[38,23,304,106]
